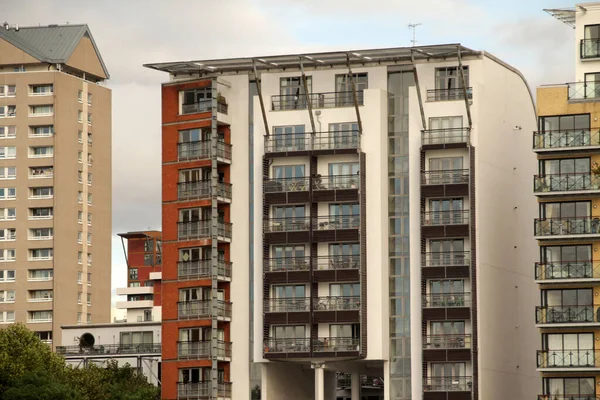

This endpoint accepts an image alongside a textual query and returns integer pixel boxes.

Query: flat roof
[117,230,161,239]
[62,321,161,329]
[144,44,480,75]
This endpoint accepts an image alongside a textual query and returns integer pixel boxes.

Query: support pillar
[351,372,360,400]
[315,366,325,400]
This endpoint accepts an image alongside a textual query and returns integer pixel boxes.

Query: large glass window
[272,165,305,180]
[428,239,466,265]
[272,125,306,151]
[541,245,592,279]
[328,122,359,148]
[435,67,469,90]
[272,206,305,220]
[431,362,465,378]
[278,77,311,110]
[273,325,305,339]
[544,377,595,397]
[120,331,153,345]
[543,288,593,307]
[539,114,590,132]
[541,158,590,175]
[335,73,368,106]
[431,321,465,335]
[272,285,305,299]
[330,283,360,297]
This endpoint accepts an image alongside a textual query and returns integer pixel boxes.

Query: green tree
[3,371,81,400]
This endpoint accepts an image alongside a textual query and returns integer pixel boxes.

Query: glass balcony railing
[581,38,600,59]
[314,215,360,230]
[177,141,231,162]
[265,257,310,272]
[423,293,471,308]
[426,87,473,102]
[535,261,599,281]
[314,255,360,270]
[313,337,360,352]
[264,298,310,312]
[537,349,599,368]
[263,338,311,353]
[536,305,596,324]
[177,260,232,280]
[534,173,600,193]
[263,217,310,233]
[177,181,232,201]
[177,382,231,399]
[422,210,469,226]
[271,91,364,111]
[423,334,471,349]
[422,252,470,267]
[264,131,360,153]
[313,296,360,311]
[534,217,600,237]
[177,340,231,359]
[423,376,472,392]
[421,169,469,185]
[533,129,600,150]
[264,177,309,193]
[313,175,360,190]
[177,221,232,241]
[56,343,160,356]
[422,127,470,146]
[568,82,600,100]
[181,100,228,115]
[177,300,231,319]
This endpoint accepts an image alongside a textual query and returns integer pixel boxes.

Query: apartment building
[534,3,600,399]
[0,24,111,347]
[58,231,162,385]
[145,44,538,400]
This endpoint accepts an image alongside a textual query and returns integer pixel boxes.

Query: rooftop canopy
[544,7,577,28]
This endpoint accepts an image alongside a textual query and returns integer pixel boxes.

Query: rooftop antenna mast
[408,23,422,47]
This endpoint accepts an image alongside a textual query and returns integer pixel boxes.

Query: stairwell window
[0,188,16,200]
[87,233,92,245]
[87,93,92,105]
[87,113,92,125]
[0,106,16,118]
[30,105,53,117]
[0,126,16,138]
[88,193,92,205]
[87,253,92,266]
[77,272,82,284]
[0,147,16,159]
[78,110,82,122]
[78,90,83,103]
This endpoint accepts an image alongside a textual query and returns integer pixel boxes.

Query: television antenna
[408,23,422,47]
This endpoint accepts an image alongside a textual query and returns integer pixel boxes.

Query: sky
[1,0,577,310]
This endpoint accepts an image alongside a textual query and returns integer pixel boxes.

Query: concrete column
[315,367,325,400]
[351,372,360,400]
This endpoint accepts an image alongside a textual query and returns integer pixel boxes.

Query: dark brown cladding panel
[423,307,471,321]
[312,310,360,323]
[264,270,310,284]
[264,312,310,324]
[313,269,359,282]
[422,266,470,279]
[421,184,469,198]
[421,224,469,239]
[264,231,310,244]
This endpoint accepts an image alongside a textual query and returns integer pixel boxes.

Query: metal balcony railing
[421,169,469,185]
[271,91,364,111]
[314,215,360,230]
[313,174,360,190]
[263,217,310,233]
[423,376,472,392]
[534,173,600,193]
[177,340,231,359]
[263,177,309,193]
[313,337,360,352]
[534,217,600,237]
[422,210,469,226]
[426,87,473,102]
[536,305,596,324]
[422,252,470,267]
[177,181,232,200]
[538,395,600,400]
[314,296,360,311]
[177,382,231,398]
[181,100,227,115]
[423,334,472,349]
[568,82,600,100]
[535,261,599,281]
[177,221,232,241]
[533,129,600,150]
[56,343,161,356]
[177,260,232,280]
[177,300,231,319]
[177,141,232,162]
[264,131,360,153]
[337,374,384,389]
[537,349,599,368]
[314,255,360,270]
[265,257,310,272]
[263,338,311,353]
[422,127,470,146]
[264,298,310,312]
[581,38,600,59]
[423,293,471,308]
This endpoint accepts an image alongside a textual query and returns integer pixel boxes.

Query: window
[541,245,592,279]
[0,208,16,221]
[0,147,16,159]
[330,283,360,297]
[77,272,82,284]
[78,191,83,202]
[272,325,306,340]
[30,85,53,95]
[29,311,52,323]
[181,88,211,114]
[335,73,367,106]
[0,167,16,179]
[78,110,82,122]
[431,321,465,336]
[30,207,52,220]
[29,290,52,302]
[28,269,52,281]
[129,268,138,280]
[88,153,92,164]
[86,314,91,324]
[120,331,154,346]
[0,249,15,262]
[87,213,92,225]
[77,171,83,183]
[87,233,92,245]
[88,132,93,145]
[29,146,53,157]
[77,292,82,304]
[540,201,591,228]
[0,126,16,138]
[543,377,595,398]
[87,273,91,285]
[272,206,306,230]
[0,188,16,200]
[29,248,53,260]
[271,245,305,271]
[271,125,306,151]
[35,331,52,343]
[0,290,15,303]
[87,113,92,124]
[277,77,312,110]
[87,293,91,305]
[77,231,83,243]
[77,251,83,264]
[434,66,470,100]
[78,90,83,102]
[87,92,92,105]
[179,287,210,302]
[329,324,360,341]
[428,199,465,224]
[328,122,359,148]
[0,85,16,97]
[30,166,53,178]
[30,187,53,198]
[430,362,466,379]
[78,151,83,162]
[77,211,83,223]
[0,229,16,241]
[0,106,16,118]
[327,162,359,188]
[30,105,53,116]
[0,311,15,324]
[87,193,92,205]
[272,164,305,181]
[273,285,306,299]
[583,25,600,58]
[0,270,15,282]
[87,253,92,266]
[87,173,92,185]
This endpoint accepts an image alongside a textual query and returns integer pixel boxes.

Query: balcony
[264,131,361,156]
[535,261,600,283]
[534,173,600,195]
[422,210,469,238]
[314,296,360,311]
[263,217,310,233]
[581,38,600,59]
[537,349,600,370]
[426,87,473,102]
[265,257,310,272]
[177,382,231,399]
[313,337,360,353]
[423,293,471,308]
[421,169,469,198]
[423,376,472,392]
[313,255,361,283]
[536,305,598,326]
[568,82,600,101]
[181,99,228,115]
[264,177,310,204]
[271,91,363,111]
[533,129,600,152]
[177,141,231,163]
[422,127,470,149]
[177,340,231,360]
[177,300,232,320]
[177,260,232,281]
[29,167,53,179]
[534,217,600,239]
[423,334,472,349]
[177,220,232,241]
[422,252,470,279]
[263,338,311,357]
[56,343,160,356]
[264,298,310,313]
[177,181,232,201]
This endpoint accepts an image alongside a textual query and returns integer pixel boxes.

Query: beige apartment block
[0,23,111,347]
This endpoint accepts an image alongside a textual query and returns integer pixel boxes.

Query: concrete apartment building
[0,24,111,347]
[534,3,600,399]
[145,44,539,399]
[58,230,162,386]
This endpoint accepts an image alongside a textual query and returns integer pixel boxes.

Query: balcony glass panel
[423,376,472,392]
[534,173,600,193]
[423,334,471,349]
[535,217,600,236]
[581,38,600,59]
[537,349,597,368]
[422,210,469,226]
[263,338,310,353]
[423,293,471,308]
[422,252,470,267]
[422,128,470,146]
[264,298,310,312]
[535,261,598,281]
[313,296,360,311]
[421,169,469,185]
[534,129,600,150]
[313,337,360,352]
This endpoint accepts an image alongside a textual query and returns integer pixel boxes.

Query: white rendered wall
[576,3,600,81]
